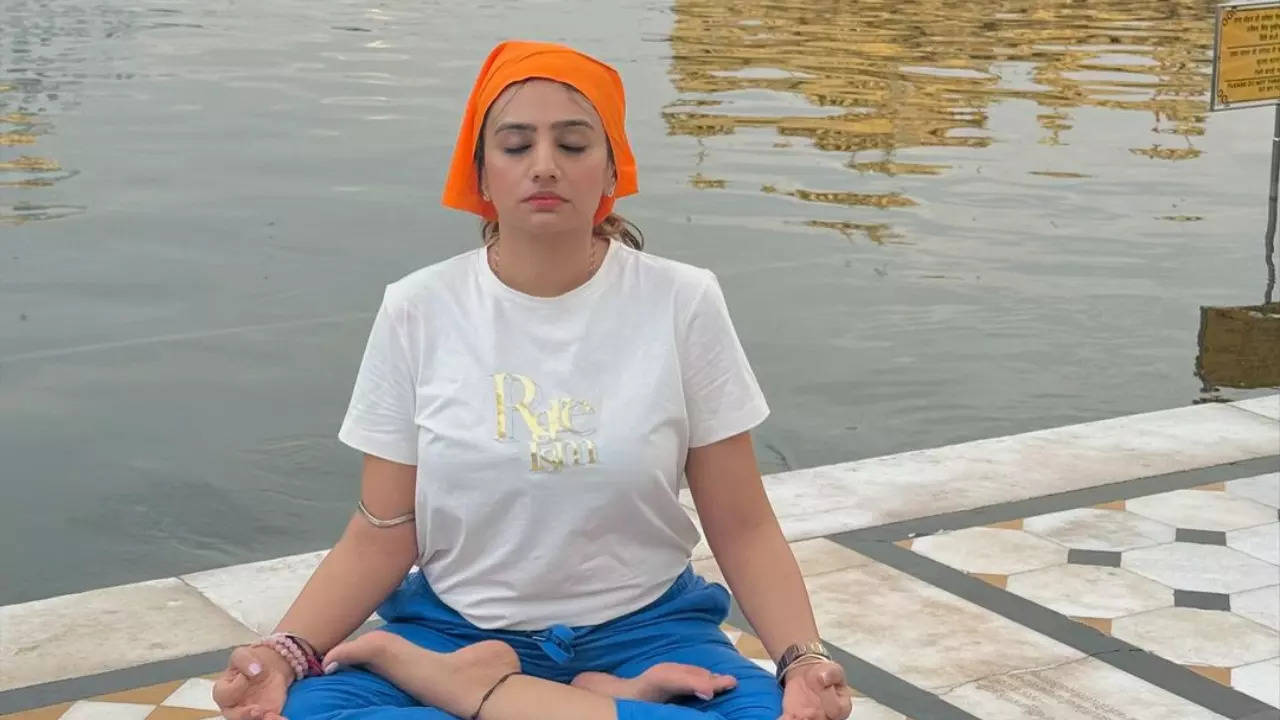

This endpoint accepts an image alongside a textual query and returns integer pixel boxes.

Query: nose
[530,139,559,183]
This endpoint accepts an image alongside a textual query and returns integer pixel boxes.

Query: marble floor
[2,396,1277,720]
[902,473,1280,713]
[911,471,1280,707]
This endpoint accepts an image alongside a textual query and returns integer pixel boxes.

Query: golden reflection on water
[762,184,918,209]
[0,26,72,223]
[666,0,1218,239]
[804,220,903,245]
[0,103,72,220]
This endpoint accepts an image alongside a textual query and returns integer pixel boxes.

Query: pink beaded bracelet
[252,633,323,681]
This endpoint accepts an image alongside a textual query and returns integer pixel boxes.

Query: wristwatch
[774,640,831,686]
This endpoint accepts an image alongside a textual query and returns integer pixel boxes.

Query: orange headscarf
[440,40,638,226]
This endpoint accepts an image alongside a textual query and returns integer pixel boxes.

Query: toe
[323,633,384,669]
[321,641,354,668]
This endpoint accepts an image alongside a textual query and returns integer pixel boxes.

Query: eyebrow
[494,118,595,133]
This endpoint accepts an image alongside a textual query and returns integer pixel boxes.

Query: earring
[481,189,491,202]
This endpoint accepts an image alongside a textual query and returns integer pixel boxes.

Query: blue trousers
[282,567,782,719]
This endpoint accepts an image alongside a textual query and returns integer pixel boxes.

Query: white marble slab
[0,578,256,692]
[1126,490,1277,533]
[692,537,871,586]
[1227,473,1280,509]
[1006,565,1172,619]
[1233,656,1280,709]
[180,550,329,635]
[60,701,156,720]
[804,556,1083,691]
[849,698,909,719]
[734,403,1280,544]
[1111,607,1279,667]
[943,656,1225,720]
[1233,585,1280,631]
[1122,543,1279,595]
[685,506,713,561]
[1023,508,1174,552]
[912,527,1068,575]
[1227,522,1280,566]
[1233,394,1280,421]
[162,677,220,711]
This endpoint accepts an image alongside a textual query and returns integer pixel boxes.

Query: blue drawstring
[531,623,576,664]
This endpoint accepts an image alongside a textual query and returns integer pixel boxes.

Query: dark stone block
[1174,590,1231,611]
[1067,549,1122,567]
[1175,528,1228,545]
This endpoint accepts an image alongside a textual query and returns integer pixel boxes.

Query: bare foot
[324,631,520,717]
[572,663,737,703]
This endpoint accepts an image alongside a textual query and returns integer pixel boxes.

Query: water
[0,0,1271,605]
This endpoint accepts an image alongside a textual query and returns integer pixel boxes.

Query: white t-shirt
[337,239,769,630]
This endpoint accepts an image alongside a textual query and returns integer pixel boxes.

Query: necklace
[488,238,602,288]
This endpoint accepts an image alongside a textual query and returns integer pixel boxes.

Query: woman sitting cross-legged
[211,39,853,720]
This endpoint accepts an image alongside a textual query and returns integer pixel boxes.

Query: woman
[212,40,853,720]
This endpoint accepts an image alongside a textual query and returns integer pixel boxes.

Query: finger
[212,673,249,709]
[229,646,267,682]
[820,685,852,720]
[712,672,738,692]
[687,667,718,701]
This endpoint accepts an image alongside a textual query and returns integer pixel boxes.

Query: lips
[523,191,566,209]
[524,192,566,202]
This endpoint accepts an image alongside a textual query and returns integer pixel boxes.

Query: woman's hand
[780,660,853,720]
[212,645,293,720]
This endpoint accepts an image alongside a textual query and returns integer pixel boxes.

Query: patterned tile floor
[903,472,1280,710]
[0,676,224,720]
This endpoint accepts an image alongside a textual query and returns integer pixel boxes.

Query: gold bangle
[356,500,415,528]
[782,655,828,674]
[779,655,830,686]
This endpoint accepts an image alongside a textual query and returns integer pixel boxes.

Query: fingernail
[248,662,262,677]
[324,661,338,675]
[695,691,713,701]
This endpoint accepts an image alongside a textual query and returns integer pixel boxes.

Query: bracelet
[357,500,415,528]
[285,633,325,677]
[774,640,832,687]
[253,636,303,681]
[779,655,829,685]
[471,671,520,720]
[252,633,324,681]
[286,632,319,660]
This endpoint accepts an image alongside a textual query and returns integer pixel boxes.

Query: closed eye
[501,144,588,155]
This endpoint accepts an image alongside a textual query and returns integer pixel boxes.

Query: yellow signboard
[1213,1,1280,110]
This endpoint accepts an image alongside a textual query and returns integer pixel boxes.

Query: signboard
[1212,1,1280,110]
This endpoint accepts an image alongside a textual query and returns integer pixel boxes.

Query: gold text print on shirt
[492,372,599,472]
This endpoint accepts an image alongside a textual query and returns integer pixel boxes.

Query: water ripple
[665,0,1221,240]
